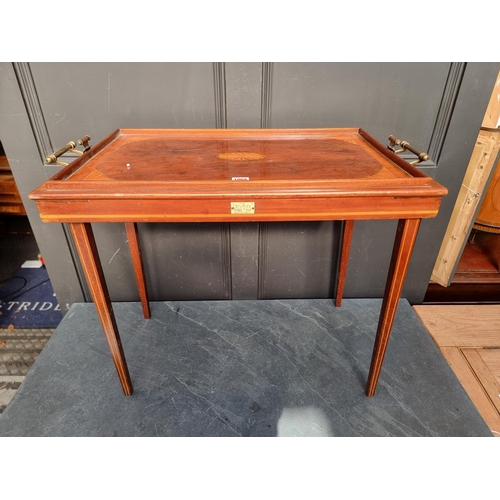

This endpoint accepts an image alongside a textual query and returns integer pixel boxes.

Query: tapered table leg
[335,220,354,308]
[70,222,133,396]
[366,218,421,397]
[125,222,150,319]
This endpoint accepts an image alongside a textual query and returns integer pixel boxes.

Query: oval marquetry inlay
[217,152,264,161]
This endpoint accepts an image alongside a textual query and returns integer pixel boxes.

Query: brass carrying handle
[388,135,429,165]
[45,135,91,166]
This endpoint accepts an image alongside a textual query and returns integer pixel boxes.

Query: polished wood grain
[70,222,133,396]
[33,196,443,224]
[475,159,500,230]
[413,304,500,347]
[366,218,421,396]
[29,128,448,398]
[479,349,500,386]
[463,349,500,415]
[30,128,445,199]
[413,303,500,436]
[29,129,446,229]
[125,222,150,319]
[335,220,354,308]
[440,347,500,436]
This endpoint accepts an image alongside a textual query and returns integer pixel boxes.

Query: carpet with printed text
[0,265,63,329]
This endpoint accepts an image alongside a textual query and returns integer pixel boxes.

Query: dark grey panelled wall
[265,63,448,300]
[32,63,232,303]
[1,62,499,312]
[270,62,450,148]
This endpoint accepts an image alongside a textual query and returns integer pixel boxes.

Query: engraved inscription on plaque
[231,202,255,214]
[218,152,264,161]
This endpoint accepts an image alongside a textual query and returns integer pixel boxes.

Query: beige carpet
[0,328,54,413]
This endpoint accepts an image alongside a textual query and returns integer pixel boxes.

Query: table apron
[35,196,442,223]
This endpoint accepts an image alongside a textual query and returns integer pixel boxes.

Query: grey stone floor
[0,298,492,437]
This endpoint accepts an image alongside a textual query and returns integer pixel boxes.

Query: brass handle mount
[45,135,91,166]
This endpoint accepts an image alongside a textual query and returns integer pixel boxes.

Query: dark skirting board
[0,299,492,437]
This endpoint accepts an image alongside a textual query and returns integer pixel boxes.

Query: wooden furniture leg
[70,222,133,396]
[366,218,421,397]
[125,222,150,319]
[335,220,354,307]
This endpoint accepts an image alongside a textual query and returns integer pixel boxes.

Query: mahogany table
[29,128,447,397]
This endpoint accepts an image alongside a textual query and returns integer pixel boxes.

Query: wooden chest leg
[125,222,150,319]
[335,220,354,307]
[70,222,133,396]
[366,218,421,397]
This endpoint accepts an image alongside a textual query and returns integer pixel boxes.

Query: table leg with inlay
[335,220,354,308]
[70,222,134,396]
[125,222,150,319]
[365,218,421,396]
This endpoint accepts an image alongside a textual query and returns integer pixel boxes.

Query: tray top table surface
[30,128,446,199]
